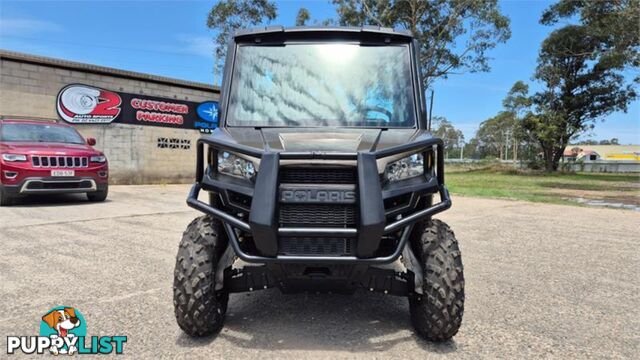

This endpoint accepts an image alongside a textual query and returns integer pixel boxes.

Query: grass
[445,165,639,207]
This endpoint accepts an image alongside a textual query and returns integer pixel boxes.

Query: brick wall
[0,55,219,184]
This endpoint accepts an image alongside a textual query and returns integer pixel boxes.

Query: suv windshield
[227,43,416,128]
[0,123,85,144]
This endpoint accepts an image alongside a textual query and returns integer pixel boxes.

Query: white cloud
[181,35,216,58]
[0,18,62,36]
[157,35,216,58]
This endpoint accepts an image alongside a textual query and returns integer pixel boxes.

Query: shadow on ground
[175,289,458,354]
[5,193,109,207]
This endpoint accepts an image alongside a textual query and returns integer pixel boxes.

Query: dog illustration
[42,307,81,355]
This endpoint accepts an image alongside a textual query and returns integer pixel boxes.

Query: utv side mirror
[87,138,97,146]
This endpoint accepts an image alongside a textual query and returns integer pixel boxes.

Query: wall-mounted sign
[57,85,122,124]
[56,83,218,131]
[195,101,219,132]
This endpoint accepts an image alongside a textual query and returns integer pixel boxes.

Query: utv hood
[213,127,425,153]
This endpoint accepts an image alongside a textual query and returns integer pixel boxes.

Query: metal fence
[565,161,640,173]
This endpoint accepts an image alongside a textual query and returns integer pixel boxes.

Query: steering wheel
[351,106,393,127]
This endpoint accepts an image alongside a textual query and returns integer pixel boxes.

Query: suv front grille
[32,156,88,168]
[279,204,357,228]
[280,167,357,184]
[279,237,353,256]
[25,180,94,190]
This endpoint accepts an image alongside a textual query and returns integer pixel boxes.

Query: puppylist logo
[6,306,127,355]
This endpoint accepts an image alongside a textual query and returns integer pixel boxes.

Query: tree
[522,0,639,171]
[502,81,531,116]
[332,0,511,89]
[463,137,480,159]
[295,8,311,26]
[574,137,620,145]
[501,81,544,163]
[474,112,517,159]
[206,0,277,83]
[206,1,511,89]
[541,0,640,71]
[598,138,620,145]
[467,81,539,162]
[432,116,464,158]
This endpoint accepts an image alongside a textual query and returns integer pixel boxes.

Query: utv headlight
[2,154,27,162]
[217,151,256,180]
[384,153,424,182]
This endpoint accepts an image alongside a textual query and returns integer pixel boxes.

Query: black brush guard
[187,134,451,264]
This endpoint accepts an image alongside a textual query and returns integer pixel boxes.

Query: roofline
[0,49,220,93]
[234,25,413,39]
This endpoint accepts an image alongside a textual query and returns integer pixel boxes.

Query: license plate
[51,170,74,177]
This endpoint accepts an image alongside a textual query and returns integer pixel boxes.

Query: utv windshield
[227,43,416,127]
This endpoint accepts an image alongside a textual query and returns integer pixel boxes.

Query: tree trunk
[542,143,556,172]
[552,147,565,171]
[543,144,566,172]
[544,154,555,171]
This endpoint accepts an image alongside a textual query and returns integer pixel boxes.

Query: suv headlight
[2,154,27,162]
[90,155,107,163]
[384,153,424,182]
[217,151,256,180]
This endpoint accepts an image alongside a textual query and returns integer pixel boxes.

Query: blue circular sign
[197,101,219,123]
[195,101,219,132]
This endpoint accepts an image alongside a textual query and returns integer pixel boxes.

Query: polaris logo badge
[280,188,356,204]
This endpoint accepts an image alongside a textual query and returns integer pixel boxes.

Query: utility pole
[428,90,434,131]
[513,127,518,165]
[504,130,510,162]
[500,130,504,160]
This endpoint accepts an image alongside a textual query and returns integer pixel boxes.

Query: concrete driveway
[1,185,638,358]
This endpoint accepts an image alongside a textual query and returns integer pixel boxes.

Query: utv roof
[234,26,414,42]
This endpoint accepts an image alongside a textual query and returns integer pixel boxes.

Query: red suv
[0,119,109,206]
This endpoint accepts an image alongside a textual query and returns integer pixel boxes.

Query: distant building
[562,145,640,172]
[1,50,220,184]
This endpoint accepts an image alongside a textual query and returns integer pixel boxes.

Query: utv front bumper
[187,134,451,265]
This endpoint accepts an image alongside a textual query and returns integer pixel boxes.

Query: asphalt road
[1,185,638,359]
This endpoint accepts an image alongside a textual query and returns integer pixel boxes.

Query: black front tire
[173,215,229,337]
[0,188,15,206]
[409,219,464,342]
[87,185,108,202]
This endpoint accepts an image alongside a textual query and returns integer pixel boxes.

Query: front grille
[32,156,88,168]
[279,204,357,227]
[279,237,353,256]
[26,180,93,190]
[280,167,357,184]
[278,166,358,229]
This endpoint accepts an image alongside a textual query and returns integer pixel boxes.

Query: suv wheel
[409,219,464,341]
[87,185,108,202]
[173,215,229,336]
[0,188,14,206]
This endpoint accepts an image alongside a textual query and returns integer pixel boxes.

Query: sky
[1,0,638,144]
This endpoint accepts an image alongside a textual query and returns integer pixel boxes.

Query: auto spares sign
[56,84,218,131]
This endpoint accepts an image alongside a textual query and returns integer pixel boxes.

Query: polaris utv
[173,26,464,341]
